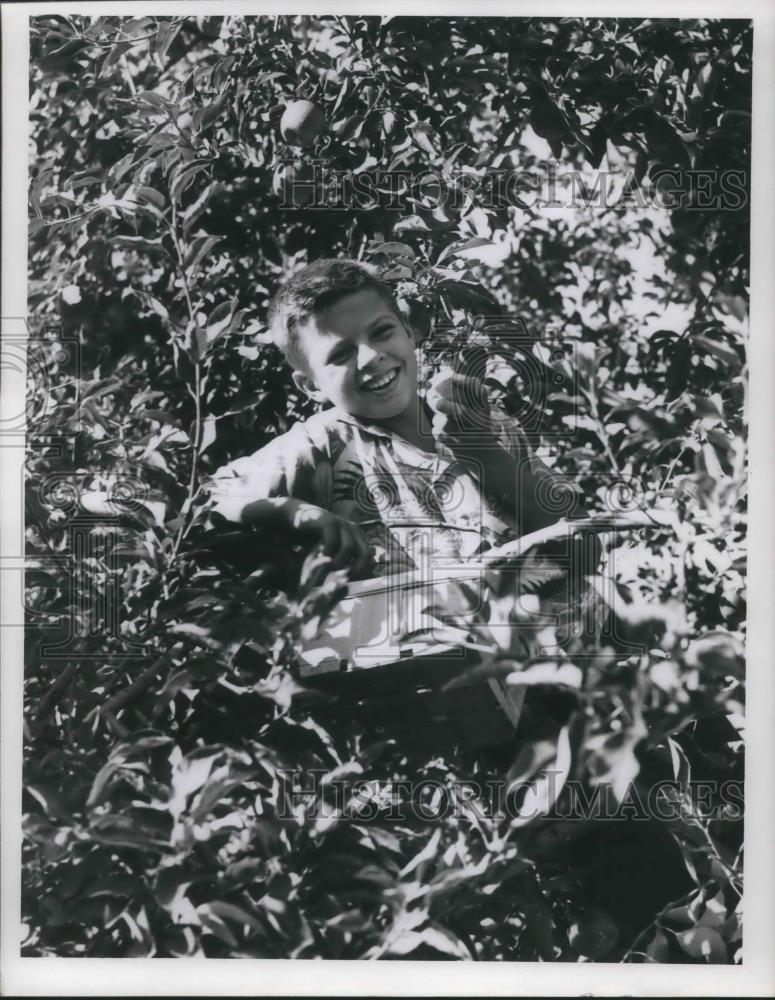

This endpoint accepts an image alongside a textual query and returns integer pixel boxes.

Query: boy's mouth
[359,366,401,394]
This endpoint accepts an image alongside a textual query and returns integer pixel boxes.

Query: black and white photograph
[1,3,774,996]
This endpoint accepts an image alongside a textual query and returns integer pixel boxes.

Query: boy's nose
[357,342,383,367]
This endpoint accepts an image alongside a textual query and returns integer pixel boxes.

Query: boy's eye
[372,325,393,340]
[329,344,355,365]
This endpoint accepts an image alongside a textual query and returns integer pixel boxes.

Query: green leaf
[207,900,264,933]
[65,167,106,191]
[87,760,125,807]
[505,659,583,689]
[136,185,166,210]
[691,63,714,103]
[85,874,142,898]
[399,828,441,878]
[112,232,166,252]
[366,241,415,260]
[204,295,238,350]
[197,903,239,946]
[110,151,137,183]
[144,132,179,154]
[223,858,264,888]
[113,730,175,756]
[521,897,557,960]
[182,182,221,233]
[410,121,438,156]
[98,40,133,75]
[676,926,728,963]
[510,723,573,826]
[192,770,256,822]
[29,166,54,216]
[691,334,742,370]
[154,20,182,63]
[646,927,671,962]
[331,113,365,142]
[89,814,169,850]
[192,101,224,132]
[185,235,224,275]
[438,279,500,314]
[199,414,217,454]
[393,214,432,234]
[170,160,212,205]
[419,924,472,958]
[667,736,692,784]
[25,782,72,820]
[436,237,494,265]
[136,91,170,110]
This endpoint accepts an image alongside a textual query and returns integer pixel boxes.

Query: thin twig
[118,53,137,96]
[658,445,690,495]
[166,196,204,562]
[99,656,168,717]
[36,662,78,718]
[76,20,187,50]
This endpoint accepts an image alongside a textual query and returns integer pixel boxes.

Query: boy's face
[293,288,418,421]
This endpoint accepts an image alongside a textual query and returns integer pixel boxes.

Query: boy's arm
[207,425,370,578]
[211,479,373,577]
[426,372,586,534]
[454,437,582,535]
[427,373,600,572]
[238,497,372,575]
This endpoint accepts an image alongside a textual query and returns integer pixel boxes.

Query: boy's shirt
[208,402,569,577]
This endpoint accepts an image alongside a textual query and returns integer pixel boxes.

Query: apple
[280,100,326,148]
[567,907,620,959]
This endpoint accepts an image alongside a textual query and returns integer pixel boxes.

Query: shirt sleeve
[206,420,334,522]
[493,406,585,513]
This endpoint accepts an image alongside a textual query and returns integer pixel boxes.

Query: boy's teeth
[365,369,397,390]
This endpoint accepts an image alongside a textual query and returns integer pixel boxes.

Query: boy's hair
[267,258,402,372]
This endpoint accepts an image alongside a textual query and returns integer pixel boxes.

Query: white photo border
[2,2,773,995]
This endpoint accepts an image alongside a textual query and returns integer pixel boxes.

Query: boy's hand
[425,371,498,451]
[292,505,373,578]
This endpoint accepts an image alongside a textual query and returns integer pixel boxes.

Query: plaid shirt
[208,402,566,577]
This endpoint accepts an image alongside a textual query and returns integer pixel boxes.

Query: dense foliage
[24,15,748,961]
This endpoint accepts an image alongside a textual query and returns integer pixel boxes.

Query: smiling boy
[209,258,585,580]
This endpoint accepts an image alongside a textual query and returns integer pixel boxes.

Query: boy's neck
[370,393,436,453]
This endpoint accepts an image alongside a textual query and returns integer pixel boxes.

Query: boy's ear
[291,368,325,402]
[400,316,416,346]
[397,305,415,344]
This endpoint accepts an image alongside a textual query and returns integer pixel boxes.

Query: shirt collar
[331,405,407,442]
[330,404,466,466]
